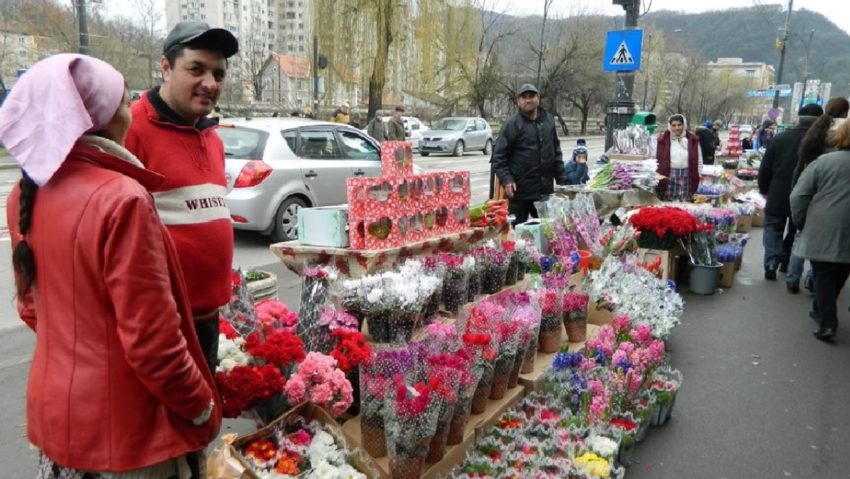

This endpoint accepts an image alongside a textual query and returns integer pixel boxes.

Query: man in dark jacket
[695,121,718,165]
[491,83,564,224]
[758,103,823,281]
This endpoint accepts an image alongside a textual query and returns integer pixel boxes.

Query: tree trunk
[368,0,394,120]
[578,102,589,136]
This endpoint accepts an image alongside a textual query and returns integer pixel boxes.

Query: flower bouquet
[297,264,337,351]
[466,259,483,302]
[629,206,703,250]
[231,411,369,479]
[359,348,415,458]
[328,327,371,416]
[462,332,497,415]
[385,378,441,479]
[490,316,521,400]
[536,288,563,353]
[474,245,509,295]
[501,240,521,286]
[562,291,590,343]
[599,223,640,259]
[284,352,353,418]
[609,411,639,466]
[446,349,480,446]
[440,253,471,315]
[504,292,542,378]
[649,365,682,426]
[255,299,299,337]
[419,257,445,322]
[216,318,304,423]
[424,352,467,462]
[221,269,259,337]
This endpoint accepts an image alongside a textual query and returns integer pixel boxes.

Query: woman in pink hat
[0,54,220,478]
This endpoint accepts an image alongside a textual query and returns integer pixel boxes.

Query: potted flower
[440,253,470,315]
[537,288,563,353]
[649,366,682,426]
[562,291,590,343]
[490,317,520,400]
[424,353,466,463]
[462,332,497,415]
[385,378,440,479]
[359,349,415,458]
[446,349,480,446]
[502,240,520,285]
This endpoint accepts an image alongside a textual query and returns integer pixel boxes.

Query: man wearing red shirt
[126,21,239,373]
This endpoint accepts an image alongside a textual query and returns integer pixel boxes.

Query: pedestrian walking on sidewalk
[695,120,719,165]
[126,21,239,375]
[790,119,850,341]
[366,111,386,142]
[0,54,219,478]
[387,106,406,141]
[491,83,564,224]
[655,114,702,202]
[758,103,823,282]
[787,97,850,292]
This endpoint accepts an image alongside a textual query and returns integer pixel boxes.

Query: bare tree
[132,0,162,88]
[366,0,397,120]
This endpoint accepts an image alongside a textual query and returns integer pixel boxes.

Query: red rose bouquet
[629,207,704,249]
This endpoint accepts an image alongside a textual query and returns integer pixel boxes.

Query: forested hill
[642,6,850,89]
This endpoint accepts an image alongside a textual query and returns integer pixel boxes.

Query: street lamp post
[605,0,640,152]
[76,0,92,55]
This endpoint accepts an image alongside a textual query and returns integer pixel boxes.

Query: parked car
[218,117,386,242]
[419,117,492,157]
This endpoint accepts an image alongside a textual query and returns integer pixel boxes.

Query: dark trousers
[509,199,539,225]
[811,261,850,330]
[194,316,220,374]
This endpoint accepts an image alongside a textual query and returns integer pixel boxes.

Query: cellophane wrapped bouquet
[297,264,338,352]
[440,253,470,315]
[359,347,416,458]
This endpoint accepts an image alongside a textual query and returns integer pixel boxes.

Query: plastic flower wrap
[221,269,259,337]
[462,331,498,415]
[466,255,484,302]
[384,377,441,478]
[284,352,353,417]
[425,352,467,462]
[235,415,367,479]
[297,264,337,350]
[425,322,459,354]
[684,230,718,266]
[489,314,522,400]
[536,288,563,333]
[716,243,744,263]
[473,244,509,294]
[420,256,445,322]
[359,347,416,458]
[440,253,470,315]
[589,255,684,339]
[506,292,542,374]
[599,223,639,259]
[255,299,299,337]
[501,240,521,285]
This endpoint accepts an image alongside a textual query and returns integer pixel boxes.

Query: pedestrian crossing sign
[603,29,643,72]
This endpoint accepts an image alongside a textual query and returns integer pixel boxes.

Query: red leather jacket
[7,142,221,472]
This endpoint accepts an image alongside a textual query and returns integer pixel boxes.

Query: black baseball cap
[518,83,539,96]
[163,21,239,58]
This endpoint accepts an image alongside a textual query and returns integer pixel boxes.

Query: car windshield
[434,119,467,131]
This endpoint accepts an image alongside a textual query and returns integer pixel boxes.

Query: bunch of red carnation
[629,207,705,238]
[245,331,305,369]
[329,329,372,374]
[216,364,286,418]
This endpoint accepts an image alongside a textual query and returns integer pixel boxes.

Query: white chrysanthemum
[366,288,384,304]
[462,256,476,270]
[586,434,618,457]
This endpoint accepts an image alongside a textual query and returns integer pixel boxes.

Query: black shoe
[787,283,800,294]
[813,327,836,341]
[765,268,777,280]
[779,263,788,273]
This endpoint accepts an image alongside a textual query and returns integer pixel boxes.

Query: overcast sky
[95,0,850,36]
[495,0,850,35]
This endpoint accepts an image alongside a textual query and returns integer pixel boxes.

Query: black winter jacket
[758,116,817,217]
[491,108,564,200]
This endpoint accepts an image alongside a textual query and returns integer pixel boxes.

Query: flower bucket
[538,326,562,353]
[688,261,722,295]
[637,230,678,250]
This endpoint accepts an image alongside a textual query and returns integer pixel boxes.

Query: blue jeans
[763,214,796,271]
[787,231,805,286]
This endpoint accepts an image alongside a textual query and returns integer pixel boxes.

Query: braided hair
[13,171,38,299]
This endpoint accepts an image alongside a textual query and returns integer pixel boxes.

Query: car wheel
[453,140,465,157]
[421,152,430,157]
[271,196,307,243]
[482,139,492,155]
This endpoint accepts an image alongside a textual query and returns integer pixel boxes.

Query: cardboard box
[718,261,736,288]
[298,205,349,248]
[587,302,616,326]
[752,208,765,226]
[226,402,386,479]
[637,247,682,281]
[514,219,548,254]
[736,214,753,233]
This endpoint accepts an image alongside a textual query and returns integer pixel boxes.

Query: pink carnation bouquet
[284,352,353,417]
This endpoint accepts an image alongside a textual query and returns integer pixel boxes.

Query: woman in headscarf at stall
[0,54,220,478]
[655,113,702,202]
